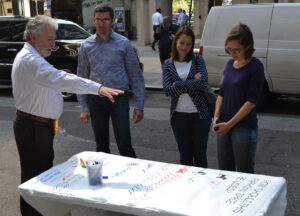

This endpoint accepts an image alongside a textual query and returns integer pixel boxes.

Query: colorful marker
[80,158,86,168]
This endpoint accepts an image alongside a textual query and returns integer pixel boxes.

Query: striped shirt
[77,31,145,112]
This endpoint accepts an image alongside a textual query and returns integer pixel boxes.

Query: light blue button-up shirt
[77,31,145,112]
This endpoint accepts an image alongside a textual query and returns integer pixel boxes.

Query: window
[11,21,28,42]
[0,21,11,41]
[56,24,90,40]
[7,8,13,13]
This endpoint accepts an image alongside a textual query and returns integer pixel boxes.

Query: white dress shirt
[174,60,198,113]
[12,42,101,119]
[152,12,163,26]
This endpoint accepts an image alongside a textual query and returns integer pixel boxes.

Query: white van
[200,3,300,100]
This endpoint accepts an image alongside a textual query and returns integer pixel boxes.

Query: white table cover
[19,151,287,216]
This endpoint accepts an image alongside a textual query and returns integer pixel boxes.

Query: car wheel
[57,64,77,101]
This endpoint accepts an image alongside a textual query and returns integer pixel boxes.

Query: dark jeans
[217,127,258,173]
[152,25,160,44]
[88,94,136,158]
[171,112,211,167]
[14,112,54,216]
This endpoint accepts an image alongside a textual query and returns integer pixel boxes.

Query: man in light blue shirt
[77,4,145,157]
[178,8,187,27]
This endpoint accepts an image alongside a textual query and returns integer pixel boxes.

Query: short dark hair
[93,3,114,19]
[225,23,255,59]
[156,8,161,13]
[170,27,195,62]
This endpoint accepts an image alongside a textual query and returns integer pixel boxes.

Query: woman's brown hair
[225,23,255,59]
[170,26,195,62]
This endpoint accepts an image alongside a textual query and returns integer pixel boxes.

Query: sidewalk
[132,41,162,89]
[132,38,201,90]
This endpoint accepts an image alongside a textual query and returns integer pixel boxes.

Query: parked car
[0,16,143,100]
[200,3,300,106]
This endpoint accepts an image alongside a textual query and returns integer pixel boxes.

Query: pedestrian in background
[156,16,178,66]
[151,8,163,51]
[77,4,145,158]
[163,27,211,167]
[183,10,189,26]
[177,8,187,27]
[12,15,122,216]
[212,23,265,174]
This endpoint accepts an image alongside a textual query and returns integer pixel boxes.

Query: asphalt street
[0,44,300,215]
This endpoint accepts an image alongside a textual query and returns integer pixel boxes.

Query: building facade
[2,0,300,44]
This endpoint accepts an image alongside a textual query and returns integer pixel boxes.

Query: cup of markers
[85,158,103,185]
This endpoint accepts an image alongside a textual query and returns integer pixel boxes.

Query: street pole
[188,0,193,27]
[35,0,38,15]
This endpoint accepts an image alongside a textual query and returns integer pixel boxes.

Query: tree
[173,0,193,13]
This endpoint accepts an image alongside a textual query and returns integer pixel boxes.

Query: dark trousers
[159,48,171,66]
[14,112,55,216]
[171,112,211,167]
[88,94,136,158]
[152,25,160,44]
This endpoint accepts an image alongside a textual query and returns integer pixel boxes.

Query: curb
[145,86,163,91]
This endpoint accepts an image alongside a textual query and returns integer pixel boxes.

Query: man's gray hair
[163,16,170,22]
[23,15,58,41]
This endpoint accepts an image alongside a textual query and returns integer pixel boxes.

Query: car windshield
[56,24,90,40]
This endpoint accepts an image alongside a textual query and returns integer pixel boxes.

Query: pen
[80,158,86,168]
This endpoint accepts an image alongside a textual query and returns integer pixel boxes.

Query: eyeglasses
[225,47,241,54]
[94,18,111,24]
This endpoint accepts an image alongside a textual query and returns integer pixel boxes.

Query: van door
[0,19,28,85]
[202,5,273,88]
[0,20,12,84]
[267,5,300,95]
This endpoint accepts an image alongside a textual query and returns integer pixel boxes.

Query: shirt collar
[24,42,42,57]
[93,30,117,42]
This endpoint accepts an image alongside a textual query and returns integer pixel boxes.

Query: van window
[269,7,300,41]
[0,21,11,41]
[212,7,272,46]
[11,21,27,42]
[56,24,90,40]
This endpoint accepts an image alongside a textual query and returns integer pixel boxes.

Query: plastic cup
[86,158,103,185]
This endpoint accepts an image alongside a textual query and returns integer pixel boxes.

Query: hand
[194,72,201,80]
[212,118,221,133]
[99,86,124,103]
[80,111,90,124]
[133,109,143,123]
[215,121,232,136]
[63,69,72,73]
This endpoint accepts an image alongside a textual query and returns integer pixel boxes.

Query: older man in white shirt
[12,15,123,216]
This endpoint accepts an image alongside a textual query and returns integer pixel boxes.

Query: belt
[16,110,55,124]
